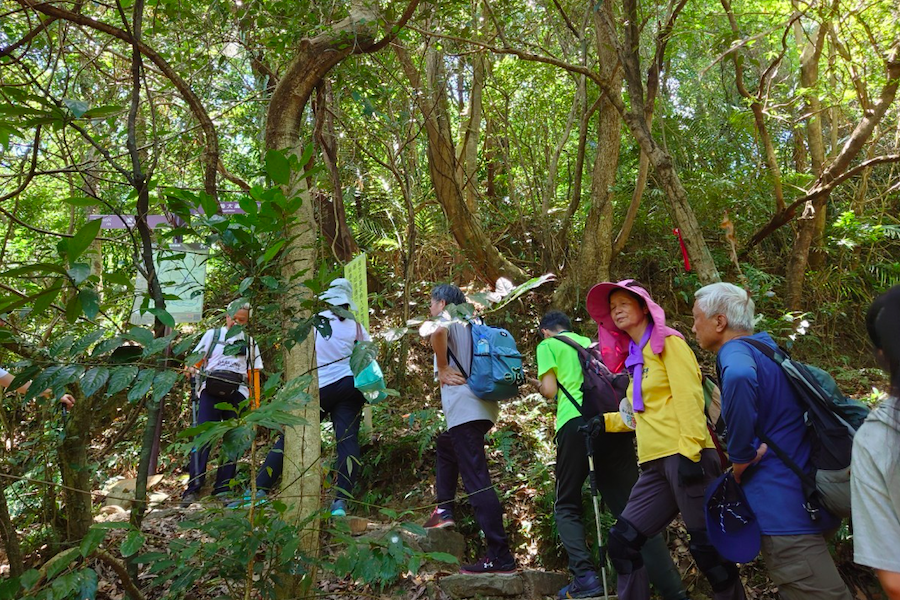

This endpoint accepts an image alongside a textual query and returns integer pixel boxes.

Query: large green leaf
[151,370,179,403]
[1,263,67,277]
[24,365,62,403]
[43,546,80,580]
[65,293,81,323]
[221,424,253,459]
[67,262,92,285]
[258,239,285,266]
[70,330,106,357]
[82,105,122,119]
[65,218,102,263]
[120,530,145,557]
[148,307,175,328]
[127,369,156,402]
[80,367,110,397]
[106,366,138,396]
[265,149,290,185]
[127,326,155,347]
[61,196,100,207]
[79,288,100,319]
[80,527,107,557]
[76,568,99,600]
[0,577,20,600]
[63,98,89,118]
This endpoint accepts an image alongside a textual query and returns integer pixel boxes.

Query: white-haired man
[692,283,851,600]
[182,303,262,505]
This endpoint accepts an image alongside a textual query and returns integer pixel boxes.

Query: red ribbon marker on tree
[674,228,691,272]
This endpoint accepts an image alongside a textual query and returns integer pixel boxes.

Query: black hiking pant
[555,417,686,600]
[435,419,514,563]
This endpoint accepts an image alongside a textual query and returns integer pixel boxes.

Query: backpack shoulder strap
[756,429,821,518]
[740,337,782,361]
[549,332,588,356]
[203,328,224,367]
[546,334,591,418]
[445,322,469,379]
[557,381,590,419]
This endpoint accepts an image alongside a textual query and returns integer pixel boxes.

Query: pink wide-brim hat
[586,279,681,371]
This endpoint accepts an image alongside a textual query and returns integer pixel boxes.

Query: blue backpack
[448,319,525,401]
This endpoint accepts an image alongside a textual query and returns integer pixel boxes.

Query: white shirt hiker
[193,327,263,398]
[315,310,371,388]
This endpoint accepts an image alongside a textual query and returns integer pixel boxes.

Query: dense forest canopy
[1,0,899,597]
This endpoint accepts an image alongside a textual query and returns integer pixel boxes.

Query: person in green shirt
[534,310,686,600]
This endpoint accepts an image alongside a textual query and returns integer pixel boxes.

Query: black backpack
[738,338,870,520]
[550,334,629,420]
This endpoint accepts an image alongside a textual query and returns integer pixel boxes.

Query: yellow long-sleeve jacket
[604,335,713,464]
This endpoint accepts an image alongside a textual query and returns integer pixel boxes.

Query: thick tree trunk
[263,12,381,596]
[396,42,526,284]
[785,20,828,308]
[553,5,621,310]
[596,0,720,285]
[277,196,321,597]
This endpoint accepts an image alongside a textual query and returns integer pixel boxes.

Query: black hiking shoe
[179,492,200,508]
[558,571,602,599]
[459,556,517,575]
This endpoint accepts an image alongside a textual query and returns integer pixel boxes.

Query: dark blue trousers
[435,419,513,563]
[320,376,365,500]
[254,376,365,499]
[185,388,244,497]
[256,435,284,492]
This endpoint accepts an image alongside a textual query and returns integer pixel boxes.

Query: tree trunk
[553,4,621,310]
[314,82,360,262]
[263,11,382,595]
[58,393,93,541]
[540,88,579,273]
[785,19,828,308]
[721,0,786,213]
[277,199,322,598]
[457,50,486,213]
[396,42,526,284]
[0,474,24,578]
[596,0,720,285]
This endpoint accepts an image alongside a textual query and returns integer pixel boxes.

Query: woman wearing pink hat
[585,280,746,600]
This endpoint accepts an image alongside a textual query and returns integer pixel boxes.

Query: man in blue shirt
[692,283,851,600]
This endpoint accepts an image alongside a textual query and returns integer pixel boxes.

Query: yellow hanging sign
[343,253,369,331]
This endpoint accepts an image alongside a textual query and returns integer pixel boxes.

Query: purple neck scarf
[625,323,653,412]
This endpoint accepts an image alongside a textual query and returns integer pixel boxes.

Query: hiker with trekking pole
[180,302,262,506]
[586,280,747,600]
[533,310,687,600]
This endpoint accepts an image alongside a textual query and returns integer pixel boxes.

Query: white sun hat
[320,278,357,311]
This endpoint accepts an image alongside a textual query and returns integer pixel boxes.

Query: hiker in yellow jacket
[585,280,746,600]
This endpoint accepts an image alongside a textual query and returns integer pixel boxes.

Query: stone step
[437,569,614,599]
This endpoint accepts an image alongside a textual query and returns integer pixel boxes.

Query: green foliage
[327,525,453,591]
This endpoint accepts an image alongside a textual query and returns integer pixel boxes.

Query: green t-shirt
[536,331,591,432]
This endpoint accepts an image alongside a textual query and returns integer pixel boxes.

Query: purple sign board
[90,203,250,229]
[89,214,171,229]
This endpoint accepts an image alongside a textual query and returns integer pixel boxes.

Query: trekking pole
[188,374,201,484]
[583,428,610,600]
